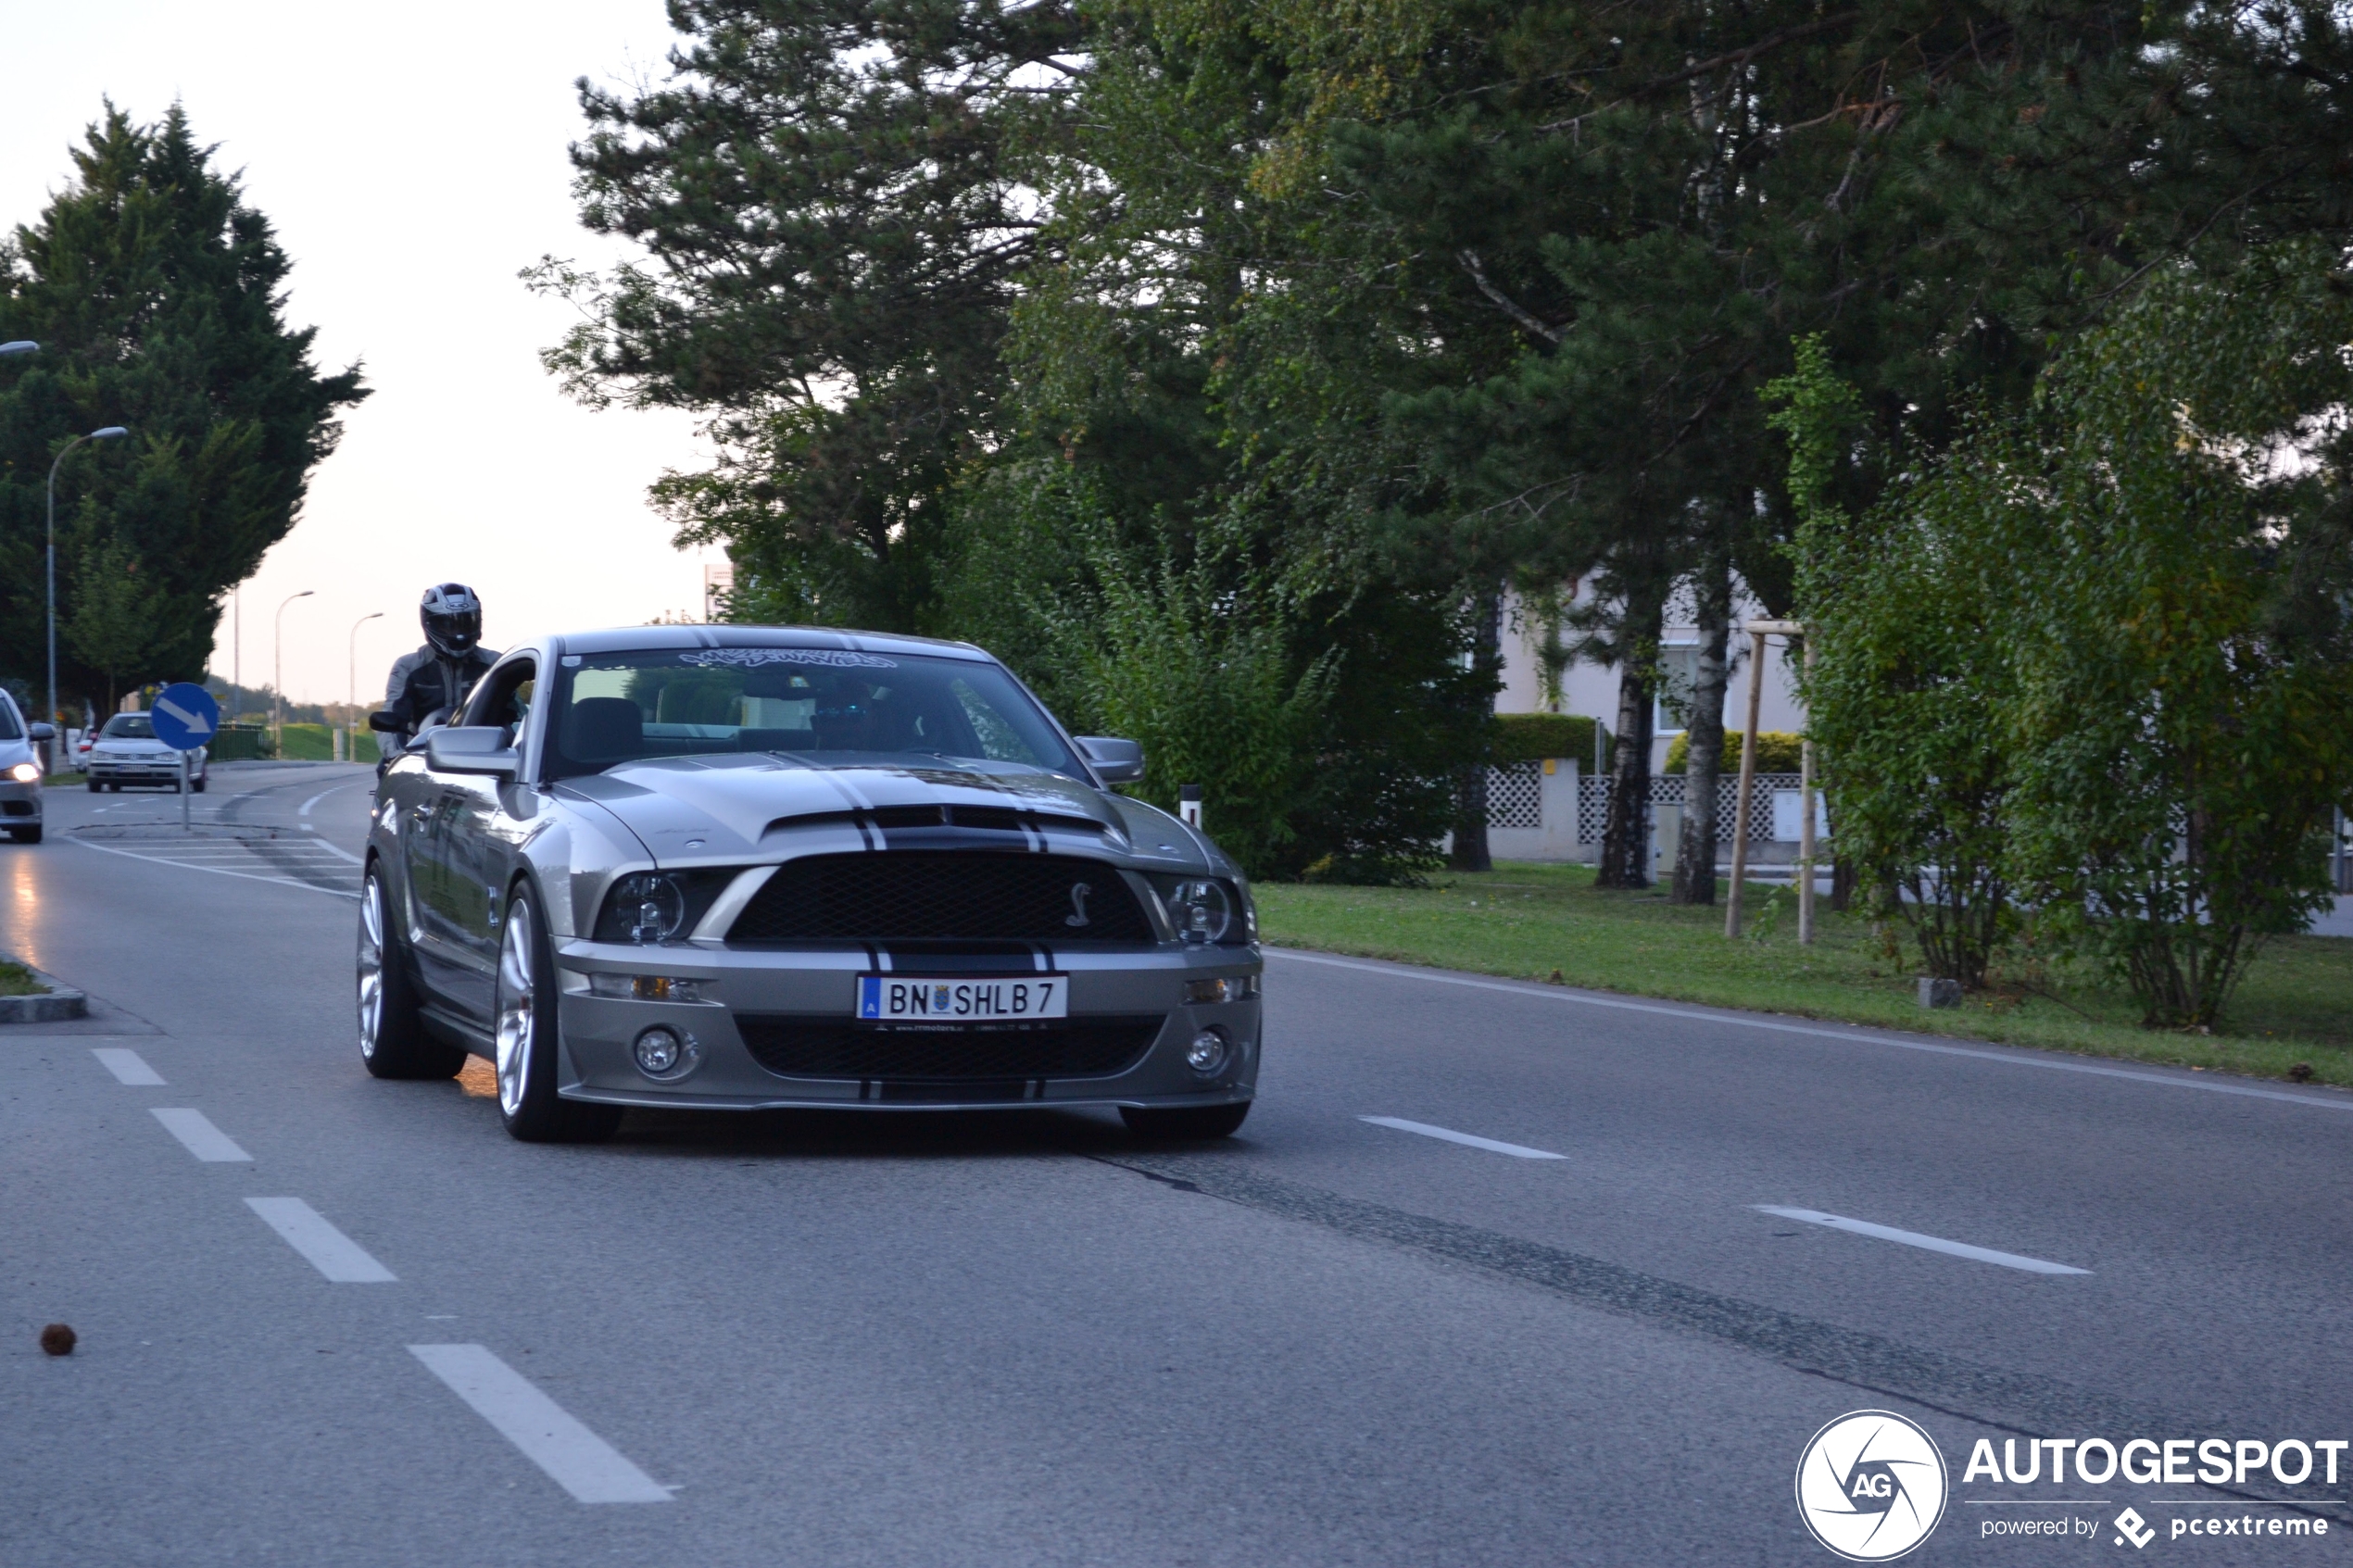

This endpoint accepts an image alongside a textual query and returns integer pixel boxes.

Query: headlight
[592,870,739,945]
[1149,874,1247,945]
[6,762,38,784]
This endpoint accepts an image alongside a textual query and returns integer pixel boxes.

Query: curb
[0,955,87,1023]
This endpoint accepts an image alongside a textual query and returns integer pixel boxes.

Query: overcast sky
[1,2,722,707]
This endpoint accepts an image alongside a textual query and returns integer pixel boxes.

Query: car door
[434,658,540,1025]
[389,758,472,1004]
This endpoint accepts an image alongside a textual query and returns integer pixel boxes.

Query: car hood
[554,756,1221,873]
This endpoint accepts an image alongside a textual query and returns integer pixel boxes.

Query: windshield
[0,701,18,742]
[102,715,156,739]
[544,647,1084,782]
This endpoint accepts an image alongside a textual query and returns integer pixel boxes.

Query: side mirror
[1077,735,1145,784]
[27,722,54,742]
[425,725,520,780]
[367,709,405,734]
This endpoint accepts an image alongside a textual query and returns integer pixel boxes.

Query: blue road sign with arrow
[150,683,220,752]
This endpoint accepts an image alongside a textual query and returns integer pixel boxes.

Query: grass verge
[0,960,48,997]
[1255,861,2353,1088]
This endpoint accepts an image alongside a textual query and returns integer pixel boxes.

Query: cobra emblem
[1065,881,1092,928]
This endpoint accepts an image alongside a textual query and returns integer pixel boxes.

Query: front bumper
[0,777,39,824]
[89,757,191,784]
[549,939,1262,1111]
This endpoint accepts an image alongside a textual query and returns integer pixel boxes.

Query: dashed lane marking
[245,1198,396,1282]
[150,1107,251,1162]
[1754,1206,2091,1275]
[93,1047,164,1085]
[408,1345,673,1503]
[1359,1115,1567,1160]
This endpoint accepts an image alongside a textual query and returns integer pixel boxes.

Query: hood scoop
[766,803,1115,843]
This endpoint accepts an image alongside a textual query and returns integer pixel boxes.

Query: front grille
[735,1013,1164,1080]
[730,853,1154,943]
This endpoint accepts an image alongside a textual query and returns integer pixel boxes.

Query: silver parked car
[86,712,207,792]
[358,626,1263,1144]
[0,690,53,844]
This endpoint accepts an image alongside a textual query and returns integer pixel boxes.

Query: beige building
[1482,586,1818,868]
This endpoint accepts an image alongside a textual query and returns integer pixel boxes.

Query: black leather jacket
[383,645,499,746]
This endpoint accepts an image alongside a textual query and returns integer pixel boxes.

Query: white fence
[1480,762,1824,863]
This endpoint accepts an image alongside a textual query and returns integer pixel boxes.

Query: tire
[7,826,39,845]
[85,780,98,793]
[494,883,622,1144]
[192,775,206,794]
[1120,1102,1251,1141]
[358,863,463,1080]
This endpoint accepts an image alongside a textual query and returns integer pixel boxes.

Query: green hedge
[209,725,268,761]
[1664,729,1804,774]
[276,722,379,762]
[1493,712,1604,765]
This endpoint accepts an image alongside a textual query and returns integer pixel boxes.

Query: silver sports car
[357,625,1262,1144]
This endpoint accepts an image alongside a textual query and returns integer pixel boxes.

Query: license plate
[856,974,1068,1022]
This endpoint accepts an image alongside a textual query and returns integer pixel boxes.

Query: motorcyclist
[380,583,497,752]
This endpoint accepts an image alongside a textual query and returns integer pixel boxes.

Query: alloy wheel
[358,873,386,1059]
[495,895,535,1119]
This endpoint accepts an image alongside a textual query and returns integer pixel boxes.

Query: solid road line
[93,1047,164,1085]
[1754,1206,2091,1276]
[69,834,360,899]
[1269,949,2353,1114]
[150,1107,251,1161]
[297,777,370,818]
[244,1198,396,1283]
[408,1344,673,1503]
[1360,1115,1567,1160]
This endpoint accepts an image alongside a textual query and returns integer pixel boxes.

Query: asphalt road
[3,762,2348,1566]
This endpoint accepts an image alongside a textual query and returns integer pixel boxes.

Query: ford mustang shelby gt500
[358,626,1262,1143]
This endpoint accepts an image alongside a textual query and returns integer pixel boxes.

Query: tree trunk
[1670,547,1731,904]
[1596,583,1665,888]
[1448,587,1504,872]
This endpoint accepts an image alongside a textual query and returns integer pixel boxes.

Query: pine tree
[535,0,1084,631]
[0,104,366,715]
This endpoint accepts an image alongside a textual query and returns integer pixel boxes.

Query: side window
[464,660,537,743]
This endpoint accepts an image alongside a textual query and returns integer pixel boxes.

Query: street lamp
[46,424,129,771]
[273,590,314,757]
[347,611,383,762]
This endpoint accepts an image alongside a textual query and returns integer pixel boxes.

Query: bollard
[1178,784,1202,829]
[1918,977,1961,1010]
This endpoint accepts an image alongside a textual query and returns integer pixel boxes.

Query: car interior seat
[568,696,644,761]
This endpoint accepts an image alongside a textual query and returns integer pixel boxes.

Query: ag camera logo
[1795,1411,1949,1562]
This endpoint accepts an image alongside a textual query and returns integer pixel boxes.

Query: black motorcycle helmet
[420,582,483,659]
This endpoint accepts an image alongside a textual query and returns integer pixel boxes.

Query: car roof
[540,624,992,662]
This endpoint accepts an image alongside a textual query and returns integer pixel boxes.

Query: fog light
[1185,1028,1230,1077]
[632,1025,698,1079]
